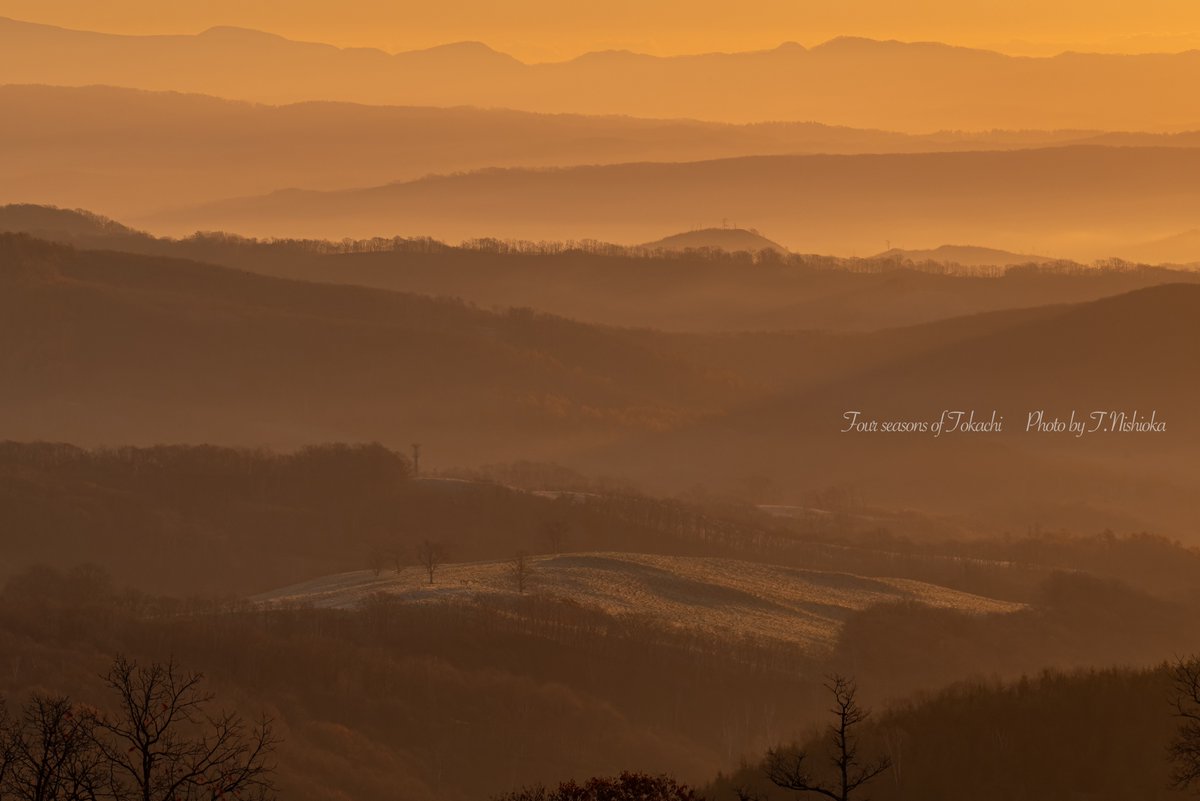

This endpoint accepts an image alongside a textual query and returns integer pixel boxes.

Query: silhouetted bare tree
[510,551,534,594]
[764,675,891,801]
[0,700,10,787]
[92,656,277,801]
[416,539,446,584]
[1,694,101,801]
[1171,656,1200,790]
[367,544,385,577]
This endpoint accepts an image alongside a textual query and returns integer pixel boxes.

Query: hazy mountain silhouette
[141,146,1200,260]
[8,205,1200,333]
[0,203,148,241]
[3,232,1198,536]
[0,234,751,463]
[594,283,1200,535]
[640,227,787,253]
[1112,228,1200,266]
[5,18,1200,129]
[0,85,1152,220]
[873,245,1053,267]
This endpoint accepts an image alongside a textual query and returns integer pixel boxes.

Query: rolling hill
[4,231,1199,535]
[11,205,1200,334]
[1115,228,1200,266]
[0,85,1131,220]
[257,552,1022,652]
[641,227,787,253]
[0,234,745,462]
[6,19,1200,130]
[140,146,1200,260]
[594,283,1200,536]
[873,244,1053,267]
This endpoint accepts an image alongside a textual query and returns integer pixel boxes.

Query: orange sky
[3,0,1200,61]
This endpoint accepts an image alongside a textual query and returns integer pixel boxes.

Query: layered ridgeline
[0,234,738,461]
[5,83,1200,260]
[137,146,1200,261]
[872,244,1054,268]
[601,282,1200,537]
[0,85,1150,220]
[2,232,1199,536]
[4,205,1199,333]
[5,18,1200,130]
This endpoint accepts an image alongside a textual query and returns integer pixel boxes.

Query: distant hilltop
[873,244,1054,268]
[640,227,787,254]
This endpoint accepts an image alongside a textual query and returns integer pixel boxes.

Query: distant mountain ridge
[6,204,1200,334]
[641,227,787,253]
[138,146,1200,260]
[1114,228,1200,266]
[4,17,1200,129]
[2,85,1133,219]
[874,245,1053,267]
[4,231,1200,535]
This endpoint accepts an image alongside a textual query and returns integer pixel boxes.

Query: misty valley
[2,8,1200,801]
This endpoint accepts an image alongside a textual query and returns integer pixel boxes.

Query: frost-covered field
[255,552,1023,651]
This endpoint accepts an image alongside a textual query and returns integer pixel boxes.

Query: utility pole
[411,443,421,477]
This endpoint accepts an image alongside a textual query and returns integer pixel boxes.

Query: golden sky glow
[3,0,1200,61]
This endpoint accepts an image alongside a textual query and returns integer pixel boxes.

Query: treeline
[769,506,1200,605]
[4,440,1199,609]
[9,206,1200,345]
[6,204,1193,278]
[98,228,1175,278]
[0,442,794,596]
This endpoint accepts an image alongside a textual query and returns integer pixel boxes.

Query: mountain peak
[403,40,520,64]
[640,227,787,253]
[197,25,289,42]
[874,244,1052,267]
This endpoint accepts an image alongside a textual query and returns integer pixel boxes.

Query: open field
[256,552,1023,651]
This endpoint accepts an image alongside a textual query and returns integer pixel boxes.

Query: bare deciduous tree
[416,538,446,585]
[1171,656,1200,790]
[367,544,385,577]
[2,694,101,801]
[765,675,891,801]
[0,700,11,790]
[510,551,534,594]
[92,656,277,801]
